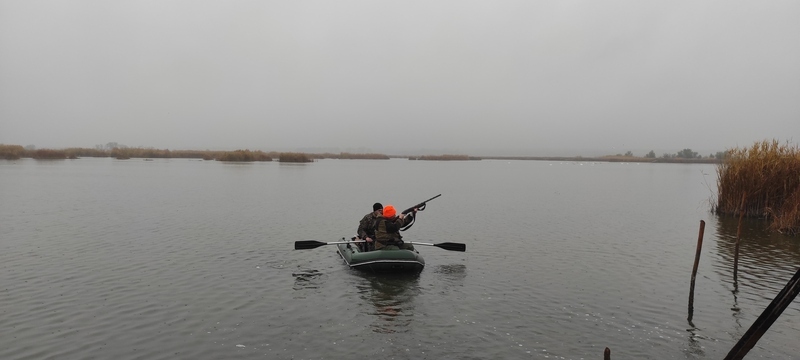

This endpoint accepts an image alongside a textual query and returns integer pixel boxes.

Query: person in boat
[373,204,417,251]
[357,202,383,251]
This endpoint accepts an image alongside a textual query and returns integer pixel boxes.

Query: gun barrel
[402,194,441,214]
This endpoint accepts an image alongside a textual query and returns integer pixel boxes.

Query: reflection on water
[714,215,800,263]
[292,269,326,293]
[433,263,466,278]
[432,264,466,294]
[712,215,800,294]
[711,214,800,349]
[355,273,421,334]
[684,320,707,358]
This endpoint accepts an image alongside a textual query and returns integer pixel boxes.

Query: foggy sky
[1,1,798,156]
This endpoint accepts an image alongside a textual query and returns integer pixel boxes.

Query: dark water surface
[1,158,798,359]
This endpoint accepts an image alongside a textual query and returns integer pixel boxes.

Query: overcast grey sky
[1,1,798,156]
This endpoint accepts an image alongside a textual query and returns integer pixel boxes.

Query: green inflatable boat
[336,241,425,273]
[294,238,465,273]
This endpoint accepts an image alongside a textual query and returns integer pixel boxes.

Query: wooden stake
[734,192,746,282]
[604,347,611,360]
[688,220,705,320]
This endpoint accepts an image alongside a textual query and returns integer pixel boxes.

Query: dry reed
[0,144,25,160]
[32,149,68,159]
[217,150,273,162]
[1,145,397,162]
[278,152,313,163]
[715,139,800,235]
[328,152,389,160]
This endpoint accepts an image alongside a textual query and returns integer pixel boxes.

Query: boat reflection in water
[353,263,466,334]
[356,273,421,334]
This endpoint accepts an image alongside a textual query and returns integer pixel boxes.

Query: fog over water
[1,1,798,156]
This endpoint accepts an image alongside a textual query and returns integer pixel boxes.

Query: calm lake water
[1,158,798,359]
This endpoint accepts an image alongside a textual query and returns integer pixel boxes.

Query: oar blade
[435,242,466,252]
[295,240,326,250]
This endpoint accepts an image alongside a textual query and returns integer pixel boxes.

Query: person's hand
[366,237,373,243]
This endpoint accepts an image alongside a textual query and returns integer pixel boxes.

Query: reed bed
[278,152,313,163]
[64,148,109,158]
[0,144,25,160]
[110,148,132,159]
[1,145,392,162]
[216,150,273,162]
[0,145,270,161]
[715,140,800,235]
[32,149,69,159]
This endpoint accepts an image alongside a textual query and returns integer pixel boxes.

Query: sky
[1,1,798,156]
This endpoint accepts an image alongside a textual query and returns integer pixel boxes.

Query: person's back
[373,205,415,251]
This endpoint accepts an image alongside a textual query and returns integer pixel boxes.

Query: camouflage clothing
[373,214,415,251]
[357,212,380,240]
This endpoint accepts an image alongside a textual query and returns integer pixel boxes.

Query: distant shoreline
[0,144,722,164]
[395,154,720,164]
[465,156,720,164]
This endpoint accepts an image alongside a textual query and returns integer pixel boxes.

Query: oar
[407,241,466,252]
[294,239,365,250]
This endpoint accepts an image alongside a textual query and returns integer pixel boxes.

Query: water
[1,158,798,359]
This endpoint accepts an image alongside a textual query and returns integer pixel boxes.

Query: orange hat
[382,205,396,218]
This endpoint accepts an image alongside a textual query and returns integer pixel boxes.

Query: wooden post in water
[733,192,746,282]
[733,211,744,282]
[723,267,800,360]
[604,347,611,360]
[688,220,705,320]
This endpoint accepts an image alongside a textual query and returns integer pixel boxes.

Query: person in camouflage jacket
[357,203,383,251]
[373,204,416,251]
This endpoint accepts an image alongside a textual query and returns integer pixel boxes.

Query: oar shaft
[294,239,365,250]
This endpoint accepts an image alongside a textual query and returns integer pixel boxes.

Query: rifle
[400,194,441,231]
[402,194,441,214]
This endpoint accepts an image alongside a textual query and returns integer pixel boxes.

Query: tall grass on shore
[0,144,25,160]
[216,150,273,162]
[714,140,800,235]
[279,152,313,163]
[110,147,132,159]
[2,144,82,160]
[0,145,277,161]
[64,147,109,158]
[32,149,69,159]
[0,145,405,161]
[319,152,389,160]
